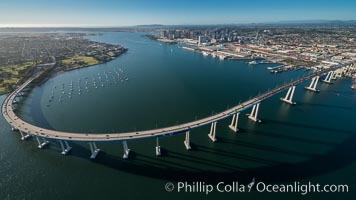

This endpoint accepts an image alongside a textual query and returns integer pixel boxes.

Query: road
[1,62,352,142]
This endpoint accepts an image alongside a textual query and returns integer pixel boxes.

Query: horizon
[1,19,356,28]
[0,0,355,27]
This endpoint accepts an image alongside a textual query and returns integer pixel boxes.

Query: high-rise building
[160,31,167,38]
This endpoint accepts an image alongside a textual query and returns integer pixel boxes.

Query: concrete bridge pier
[155,137,161,156]
[19,130,32,140]
[229,112,240,132]
[36,136,49,149]
[305,76,320,92]
[184,130,191,150]
[59,140,72,155]
[248,103,261,123]
[208,121,217,142]
[16,92,24,97]
[89,142,100,159]
[322,71,334,83]
[122,141,130,159]
[331,71,337,80]
[11,127,18,131]
[14,93,23,103]
[280,86,296,105]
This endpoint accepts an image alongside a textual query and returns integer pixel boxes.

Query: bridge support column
[184,130,191,150]
[208,122,217,142]
[280,86,296,105]
[36,136,49,149]
[59,140,72,155]
[19,130,32,140]
[229,112,240,132]
[305,76,320,92]
[248,103,261,122]
[122,141,130,159]
[11,127,18,131]
[331,71,336,80]
[15,95,21,102]
[155,137,161,156]
[322,71,333,84]
[89,142,100,159]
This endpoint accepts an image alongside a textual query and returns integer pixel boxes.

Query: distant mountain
[134,24,164,28]
[274,20,356,25]
[1,20,355,32]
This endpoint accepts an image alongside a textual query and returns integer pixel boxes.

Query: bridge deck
[1,63,352,142]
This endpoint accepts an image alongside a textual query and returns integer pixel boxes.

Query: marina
[45,66,129,107]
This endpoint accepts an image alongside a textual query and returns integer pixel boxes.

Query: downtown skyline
[0,0,356,27]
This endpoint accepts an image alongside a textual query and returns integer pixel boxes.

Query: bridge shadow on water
[64,125,356,185]
[14,83,356,184]
[261,118,356,135]
[237,127,338,147]
[297,101,356,111]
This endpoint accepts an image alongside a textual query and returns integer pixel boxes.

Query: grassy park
[0,56,100,94]
[61,56,100,71]
[0,62,35,94]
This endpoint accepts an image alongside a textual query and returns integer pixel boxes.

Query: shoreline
[0,48,128,95]
[0,32,128,95]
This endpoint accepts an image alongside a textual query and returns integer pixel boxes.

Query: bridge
[2,61,354,159]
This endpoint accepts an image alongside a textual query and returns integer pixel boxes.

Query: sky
[0,0,355,27]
